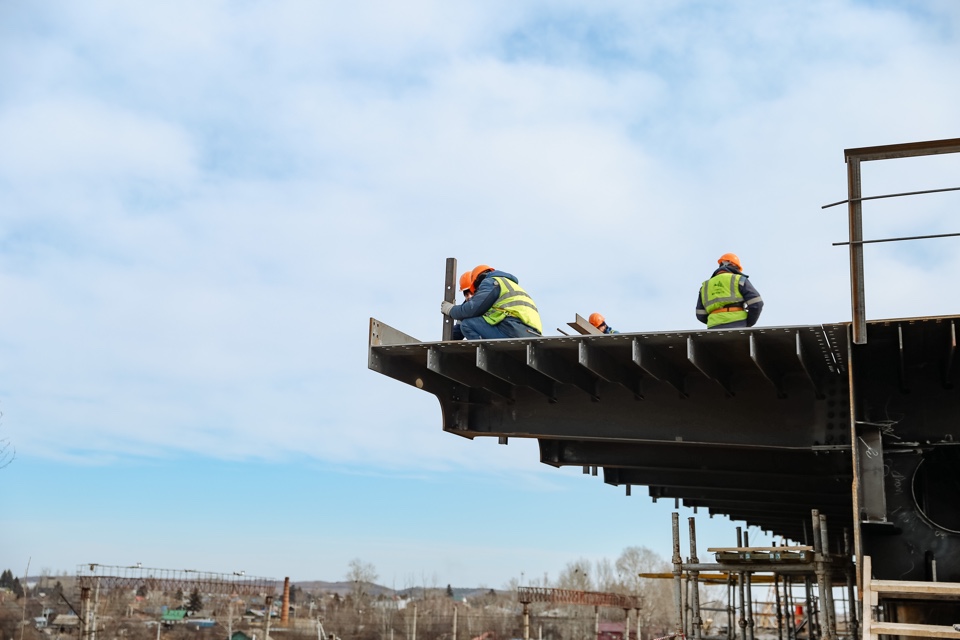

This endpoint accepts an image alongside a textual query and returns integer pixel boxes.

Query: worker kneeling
[441,265,543,339]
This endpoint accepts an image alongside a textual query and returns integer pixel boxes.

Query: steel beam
[477,344,555,401]
[427,346,514,400]
[633,338,687,397]
[369,313,960,581]
[605,467,849,494]
[579,341,643,398]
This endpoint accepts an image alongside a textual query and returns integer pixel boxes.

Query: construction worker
[696,253,763,329]
[588,313,618,334]
[441,265,543,339]
[450,271,473,340]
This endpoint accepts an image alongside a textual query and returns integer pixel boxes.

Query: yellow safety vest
[700,273,748,328]
[482,276,543,334]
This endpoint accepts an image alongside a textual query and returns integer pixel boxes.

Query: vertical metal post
[846,157,866,344]
[412,604,417,640]
[804,577,816,640]
[452,605,458,640]
[688,517,702,639]
[784,577,794,640]
[812,510,832,640]
[672,513,684,638]
[773,571,783,640]
[522,603,529,640]
[736,528,747,640]
[743,531,754,640]
[594,606,600,640]
[818,514,836,640]
[727,576,735,640]
[623,608,630,640]
[442,258,457,341]
[847,332,865,613]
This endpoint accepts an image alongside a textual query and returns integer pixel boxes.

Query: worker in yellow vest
[696,253,763,329]
[441,265,542,339]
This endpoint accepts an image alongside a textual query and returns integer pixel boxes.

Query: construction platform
[369,314,960,586]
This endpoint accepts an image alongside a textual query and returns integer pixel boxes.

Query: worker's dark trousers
[461,316,540,340]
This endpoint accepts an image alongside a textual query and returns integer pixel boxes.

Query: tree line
[323,547,679,640]
[0,547,683,640]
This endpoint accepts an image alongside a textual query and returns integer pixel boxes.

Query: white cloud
[0,99,197,184]
[1,0,959,469]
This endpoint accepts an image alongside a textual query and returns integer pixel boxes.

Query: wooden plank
[869,622,960,638]
[707,546,813,552]
[863,556,960,640]
[863,556,876,639]
[871,578,960,599]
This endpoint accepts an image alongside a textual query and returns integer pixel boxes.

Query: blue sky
[2,0,960,588]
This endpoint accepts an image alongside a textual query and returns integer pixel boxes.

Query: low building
[50,614,81,633]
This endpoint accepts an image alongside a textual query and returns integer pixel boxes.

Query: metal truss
[517,586,639,609]
[76,563,277,596]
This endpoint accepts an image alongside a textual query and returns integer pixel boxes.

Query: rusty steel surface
[369,314,960,583]
[76,563,278,595]
[516,586,639,609]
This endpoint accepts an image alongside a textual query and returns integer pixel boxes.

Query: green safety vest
[482,276,543,334]
[700,272,748,329]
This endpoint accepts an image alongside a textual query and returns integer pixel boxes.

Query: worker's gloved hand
[440,301,455,315]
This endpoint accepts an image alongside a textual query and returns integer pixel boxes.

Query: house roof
[51,615,80,627]
[161,609,188,621]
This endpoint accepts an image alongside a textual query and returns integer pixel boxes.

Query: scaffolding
[668,512,857,640]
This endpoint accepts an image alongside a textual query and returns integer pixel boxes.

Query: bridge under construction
[368,138,960,638]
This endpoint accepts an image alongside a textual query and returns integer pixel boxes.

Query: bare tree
[555,559,593,591]
[594,559,620,593]
[615,547,665,594]
[1,410,14,470]
[345,559,379,640]
[615,546,674,638]
[346,559,378,601]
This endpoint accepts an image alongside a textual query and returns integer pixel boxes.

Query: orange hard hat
[718,253,742,270]
[468,264,494,292]
[589,313,606,328]
[458,271,473,293]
